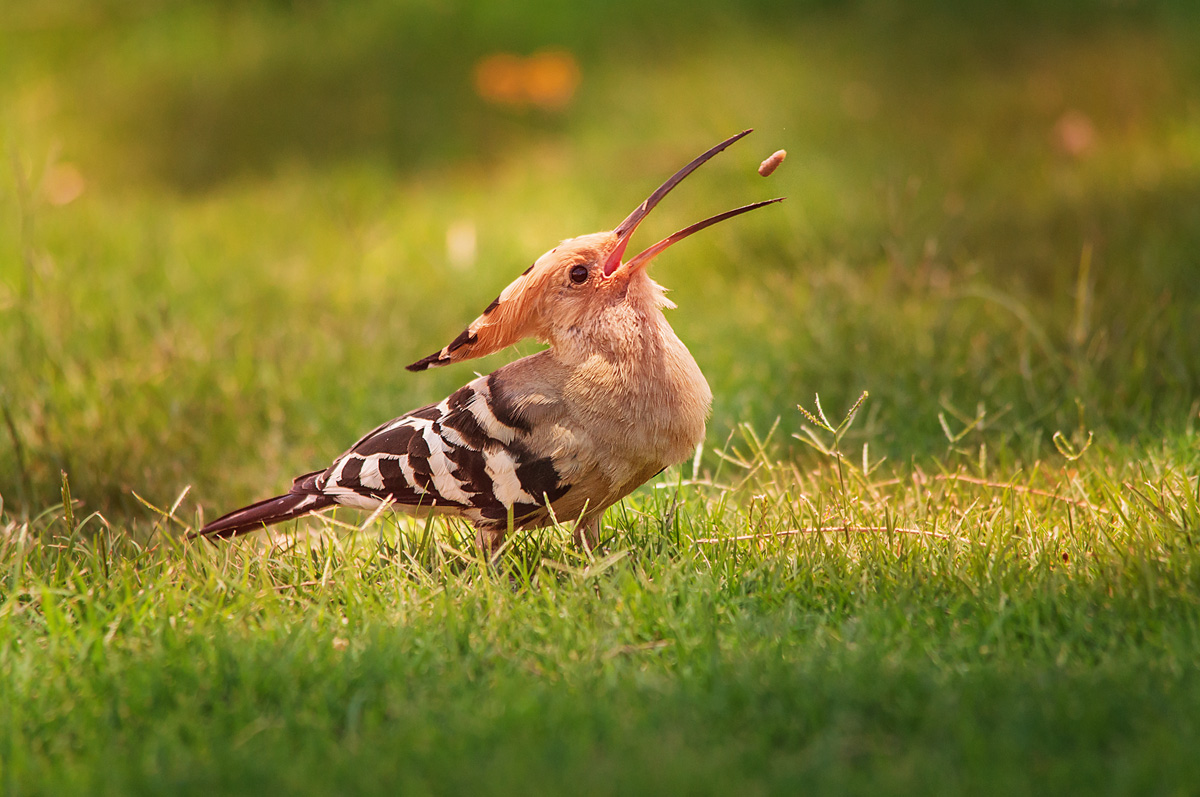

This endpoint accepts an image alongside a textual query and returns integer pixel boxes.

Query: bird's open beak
[602,129,784,278]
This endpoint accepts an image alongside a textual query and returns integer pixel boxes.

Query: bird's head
[407,130,783,372]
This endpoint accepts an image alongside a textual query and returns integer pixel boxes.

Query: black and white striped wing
[307,374,570,530]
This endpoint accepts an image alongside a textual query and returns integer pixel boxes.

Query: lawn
[2,1,1199,794]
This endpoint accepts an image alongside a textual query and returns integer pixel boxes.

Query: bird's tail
[193,471,334,540]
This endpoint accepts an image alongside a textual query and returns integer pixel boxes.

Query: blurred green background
[1,0,1198,519]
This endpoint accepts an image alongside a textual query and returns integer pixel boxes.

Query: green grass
[3,432,1199,794]
[2,0,1200,793]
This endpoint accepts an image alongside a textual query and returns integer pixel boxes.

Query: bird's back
[320,316,706,522]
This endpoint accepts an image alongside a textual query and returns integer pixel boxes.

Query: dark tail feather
[192,489,335,540]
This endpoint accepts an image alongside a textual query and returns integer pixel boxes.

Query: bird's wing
[306,372,571,529]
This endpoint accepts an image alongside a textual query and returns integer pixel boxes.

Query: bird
[195,130,783,552]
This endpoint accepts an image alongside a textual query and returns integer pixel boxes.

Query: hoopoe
[196,130,782,551]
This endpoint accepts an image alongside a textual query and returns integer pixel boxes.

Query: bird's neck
[550,298,712,469]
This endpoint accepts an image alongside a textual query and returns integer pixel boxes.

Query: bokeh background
[1,0,1198,520]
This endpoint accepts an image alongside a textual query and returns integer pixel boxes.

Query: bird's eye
[569,265,590,284]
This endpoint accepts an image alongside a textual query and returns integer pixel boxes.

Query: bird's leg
[572,516,600,553]
[475,526,507,560]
